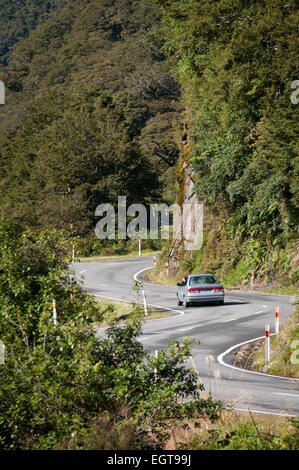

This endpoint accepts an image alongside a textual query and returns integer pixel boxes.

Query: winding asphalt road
[73,257,299,417]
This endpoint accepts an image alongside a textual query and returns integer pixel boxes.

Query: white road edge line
[218,335,299,382]
[221,311,267,323]
[179,326,199,332]
[232,408,297,418]
[133,265,165,287]
[133,266,153,282]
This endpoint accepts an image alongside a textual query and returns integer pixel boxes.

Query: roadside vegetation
[176,412,299,450]
[0,221,222,450]
[75,250,161,263]
[93,297,171,327]
[156,0,298,288]
[146,252,299,296]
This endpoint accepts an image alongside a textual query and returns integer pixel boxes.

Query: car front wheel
[177,295,183,306]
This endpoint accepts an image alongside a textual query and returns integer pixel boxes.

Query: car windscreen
[189,276,217,285]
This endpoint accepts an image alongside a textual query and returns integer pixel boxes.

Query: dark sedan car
[177,274,224,308]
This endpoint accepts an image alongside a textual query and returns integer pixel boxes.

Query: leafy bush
[0,221,222,449]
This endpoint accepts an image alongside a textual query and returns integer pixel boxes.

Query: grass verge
[75,250,161,263]
[164,410,298,450]
[93,297,171,327]
[263,286,299,296]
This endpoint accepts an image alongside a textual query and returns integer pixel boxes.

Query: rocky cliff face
[167,130,203,273]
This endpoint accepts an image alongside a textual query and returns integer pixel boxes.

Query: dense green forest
[0,0,181,239]
[0,0,298,277]
[157,0,299,285]
[0,0,67,65]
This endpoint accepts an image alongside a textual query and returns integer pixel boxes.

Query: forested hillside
[0,0,181,236]
[0,0,298,283]
[0,0,67,65]
[157,0,299,285]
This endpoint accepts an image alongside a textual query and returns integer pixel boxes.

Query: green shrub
[0,221,222,449]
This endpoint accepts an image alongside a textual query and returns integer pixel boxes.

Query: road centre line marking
[139,332,170,341]
[274,393,299,398]
[222,310,264,322]
[93,294,136,303]
[179,326,197,332]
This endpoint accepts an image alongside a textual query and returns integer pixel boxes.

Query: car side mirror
[177,282,182,286]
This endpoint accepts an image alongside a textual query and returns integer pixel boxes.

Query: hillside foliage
[0,0,181,236]
[156,0,299,283]
[0,0,67,65]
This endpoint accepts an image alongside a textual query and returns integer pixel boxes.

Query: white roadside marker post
[249,270,254,292]
[165,262,169,277]
[142,290,148,316]
[72,244,75,263]
[265,324,270,364]
[275,307,279,335]
[138,239,141,257]
[0,81,5,105]
[53,299,57,327]
[153,256,156,268]
[0,341,5,365]
[154,350,158,380]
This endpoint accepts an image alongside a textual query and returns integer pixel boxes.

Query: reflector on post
[275,307,279,335]
[265,324,270,363]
